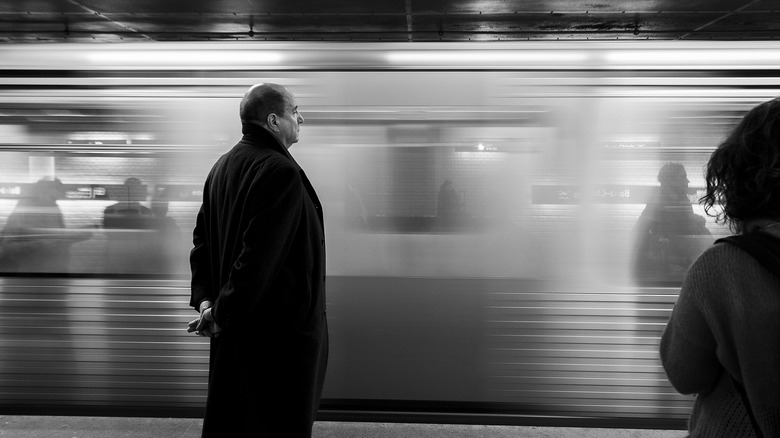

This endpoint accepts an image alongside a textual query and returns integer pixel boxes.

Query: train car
[1,41,779,427]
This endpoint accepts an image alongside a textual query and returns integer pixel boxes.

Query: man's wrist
[199,300,213,313]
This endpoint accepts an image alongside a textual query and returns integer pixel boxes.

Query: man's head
[31,178,64,203]
[123,177,146,202]
[657,162,689,194]
[240,83,304,149]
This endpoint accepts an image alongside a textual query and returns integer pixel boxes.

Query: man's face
[276,93,304,149]
[669,170,689,192]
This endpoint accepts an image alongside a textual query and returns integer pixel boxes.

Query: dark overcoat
[190,124,328,437]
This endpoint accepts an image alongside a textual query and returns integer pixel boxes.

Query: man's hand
[188,305,222,338]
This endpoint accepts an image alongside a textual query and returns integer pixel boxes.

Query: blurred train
[1,41,779,428]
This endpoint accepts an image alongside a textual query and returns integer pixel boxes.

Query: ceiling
[1,0,779,43]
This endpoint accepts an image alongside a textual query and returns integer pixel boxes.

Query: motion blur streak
[0,41,775,427]
[85,50,285,69]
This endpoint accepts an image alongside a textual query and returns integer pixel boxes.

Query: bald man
[189,83,328,437]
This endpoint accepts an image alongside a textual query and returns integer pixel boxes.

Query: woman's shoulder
[689,234,779,284]
[687,238,751,276]
[707,234,752,254]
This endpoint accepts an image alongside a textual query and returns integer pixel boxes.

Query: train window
[0,151,199,277]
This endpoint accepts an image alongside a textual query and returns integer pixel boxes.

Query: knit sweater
[660,222,780,437]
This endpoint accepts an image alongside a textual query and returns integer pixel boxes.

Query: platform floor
[0,416,687,438]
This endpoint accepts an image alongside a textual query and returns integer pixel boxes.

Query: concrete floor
[0,416,688,438]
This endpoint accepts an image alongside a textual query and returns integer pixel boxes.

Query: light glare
[87,50,283,69]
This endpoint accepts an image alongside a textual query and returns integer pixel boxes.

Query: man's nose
[298,114,304,124]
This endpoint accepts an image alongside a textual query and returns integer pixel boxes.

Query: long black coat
[190,124,328,437]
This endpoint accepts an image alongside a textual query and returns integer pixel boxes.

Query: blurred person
[660,98,780,437]
[149,187,184,275]
[103,177,153,228]
[150,186,179,232]
[103,177,155,273]
[0,178,89,273]
[633,163,711,284]
[188,83,327,437]
[436,179,461,231]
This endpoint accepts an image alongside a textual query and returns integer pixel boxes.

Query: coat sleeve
[189,195,213,312]
[659,257,721,395]
[210,161,304,329]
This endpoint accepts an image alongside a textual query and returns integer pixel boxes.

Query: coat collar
[240,123,298,167]
[240,123,321,228]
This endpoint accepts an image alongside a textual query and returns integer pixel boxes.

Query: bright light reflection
[386,50,591,65]
[604,49,780,68]
[87,50,283,68]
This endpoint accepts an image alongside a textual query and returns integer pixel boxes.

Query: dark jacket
[660,221,780,437]
[190,124,328,437]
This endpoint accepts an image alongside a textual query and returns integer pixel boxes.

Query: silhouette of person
[633,163,711,283]
[149,187,184,274]
[103,177,155,274]
[0,178,88,273]
[437,180,460,230]
[103,177,153,229]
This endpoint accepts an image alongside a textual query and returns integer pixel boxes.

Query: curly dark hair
[701,97,780,233]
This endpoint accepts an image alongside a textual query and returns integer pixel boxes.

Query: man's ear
[266,113,278,131]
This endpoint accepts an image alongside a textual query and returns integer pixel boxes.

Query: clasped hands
[188,301,222,338]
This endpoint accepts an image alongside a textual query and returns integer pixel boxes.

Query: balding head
[240,83,290,128]
[239,83,304,148]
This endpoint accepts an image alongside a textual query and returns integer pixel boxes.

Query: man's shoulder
[214,142,291,170]
[207,145,298,192]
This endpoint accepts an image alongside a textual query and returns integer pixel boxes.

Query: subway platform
[0,416,687,438]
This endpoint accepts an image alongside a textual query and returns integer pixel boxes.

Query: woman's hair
[701,97,780,233]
